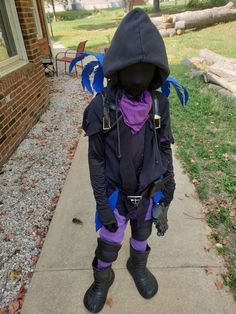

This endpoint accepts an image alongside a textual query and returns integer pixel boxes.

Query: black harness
[102,92,161,133]
[100,91,172,207]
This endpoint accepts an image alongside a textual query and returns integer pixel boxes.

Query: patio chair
[55,40,88,76]
[41,44,56,76]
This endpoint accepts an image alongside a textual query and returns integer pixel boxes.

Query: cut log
[167,28,176,37]
[152,2,236,32]
[175,20,185,30]
[159,28,176,37]
[159,29,169,37]
[173,2,236,29]
[162,22,175,29]
[188,57,206,69]
[176,29,185,35]
[203,72,236,95]
[208,64,236,82]
[199,49,236,65]
[162,15,173,23]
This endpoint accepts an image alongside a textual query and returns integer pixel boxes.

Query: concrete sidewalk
[21,136,236,314]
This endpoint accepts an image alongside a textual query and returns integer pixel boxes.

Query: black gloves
[152,201,169,236]
[104,222,118,233]
[98,209,118,233]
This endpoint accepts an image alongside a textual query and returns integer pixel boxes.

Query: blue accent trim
[152,190,164,206]
[95,188,119,231]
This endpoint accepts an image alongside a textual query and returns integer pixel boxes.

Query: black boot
[127,244,158,299]
[83,258,115,313]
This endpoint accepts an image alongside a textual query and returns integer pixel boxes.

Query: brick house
[0,0,50,167]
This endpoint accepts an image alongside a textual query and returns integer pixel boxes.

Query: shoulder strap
[102,91,122,133]
[151,93,161,129]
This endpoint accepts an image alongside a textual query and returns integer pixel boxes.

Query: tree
[123,0,134,13]
[153,0,161,13]
[44,0,57,22]
[50,0,57,21]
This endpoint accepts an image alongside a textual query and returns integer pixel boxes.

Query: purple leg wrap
[130,238,147,252]
[97,259,112,269]
[99,208,127,245]
[97,200,152,269]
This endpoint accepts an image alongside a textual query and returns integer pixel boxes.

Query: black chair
[41,45,56,76]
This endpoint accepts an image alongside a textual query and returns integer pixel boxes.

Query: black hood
[103,8,170,90]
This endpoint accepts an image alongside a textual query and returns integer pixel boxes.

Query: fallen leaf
[204,266,213,275]
[223,153,229,161]
[72,218,83,224]
[229,211,235,217]
[51,195,60,204]
[4,232,12,241]
[191,191,197,199]
[215,170,222,177]
[202,206,209,214]
[8,301,20,314]
[204,246,211,252]
[106,297,113,308]
[215,279,224,290]
[0,307,7,314]
[9,270,20,280]
[221,273,228,281]
[232,197,236,205]
[215,243,223,249]
[192,178,198,186]
[32,255,39,265]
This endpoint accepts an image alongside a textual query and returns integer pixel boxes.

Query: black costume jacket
[82,85,175,224]
[82,8,176,225]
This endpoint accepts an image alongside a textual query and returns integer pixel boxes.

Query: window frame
[0,0,28,78]
[31,0,43,39]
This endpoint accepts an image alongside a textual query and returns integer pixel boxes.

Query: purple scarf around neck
[118,90,152,134]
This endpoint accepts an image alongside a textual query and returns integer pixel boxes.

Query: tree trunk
[152,2,236,31]
[173,2,236,29]
[123,0,134,13]
[50,0,57,22]
[153,0,161,13]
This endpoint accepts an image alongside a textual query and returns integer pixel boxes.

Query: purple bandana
[118,90,152,134]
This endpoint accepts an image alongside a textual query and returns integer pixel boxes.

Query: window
[0,0,28,78]
[31,0,43,39]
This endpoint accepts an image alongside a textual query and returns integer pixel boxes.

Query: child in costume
[82,8,175,313]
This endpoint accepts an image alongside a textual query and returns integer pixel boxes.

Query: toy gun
[152,202,169,237]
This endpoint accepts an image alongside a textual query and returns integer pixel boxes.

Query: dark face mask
[118,62,156,98]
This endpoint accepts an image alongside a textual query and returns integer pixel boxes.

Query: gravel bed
[0,72,92,313]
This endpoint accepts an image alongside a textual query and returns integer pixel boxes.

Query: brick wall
[0,0,49,168]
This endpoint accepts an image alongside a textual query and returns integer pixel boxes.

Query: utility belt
[114,175,173,208]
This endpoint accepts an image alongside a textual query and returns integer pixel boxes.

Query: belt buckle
[127,195,142,207]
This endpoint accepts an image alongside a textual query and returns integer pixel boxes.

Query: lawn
[50,5,236,295]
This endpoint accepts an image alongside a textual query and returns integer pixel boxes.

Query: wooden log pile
[151,2,236,37]
[187,49,236,96]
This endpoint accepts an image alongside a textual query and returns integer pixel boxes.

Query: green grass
[0,45,8,62]
[166,23,236,296]
[51,1,236,50]
[51,6,236,296]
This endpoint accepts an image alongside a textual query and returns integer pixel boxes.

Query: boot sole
[83,269,115,313]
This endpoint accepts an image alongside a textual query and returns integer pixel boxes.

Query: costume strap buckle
[154,114,161,129]
[127,195,143,207]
